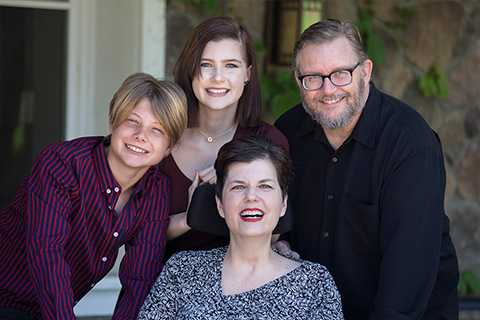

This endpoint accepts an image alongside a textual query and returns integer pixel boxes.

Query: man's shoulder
[274,103,306,134]
[371,85,429,129]
[375,90,440,150]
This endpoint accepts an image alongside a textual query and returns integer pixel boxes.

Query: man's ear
[361,59,373,83]
[215,195,225,218]
[294,71,303,89]
[280,195,288,218]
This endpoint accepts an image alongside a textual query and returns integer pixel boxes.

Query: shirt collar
[295,82,379,149]
[94,137,149,197]
[350,82,379,149]
[296,108,318,136]
[296,110,331,146]
[94,137,121,195]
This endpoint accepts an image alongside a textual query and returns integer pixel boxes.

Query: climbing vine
[356,0,386,67]
[181,0,222,16]
[458,269,480,297]
[357,1,448,100]
[419,63,449,99]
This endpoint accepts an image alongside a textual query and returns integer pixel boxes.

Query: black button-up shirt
[275,83,458,319]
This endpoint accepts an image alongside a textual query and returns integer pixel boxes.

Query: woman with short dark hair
[138,136,344,320]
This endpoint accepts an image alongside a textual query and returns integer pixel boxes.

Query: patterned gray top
[137,246,344,319]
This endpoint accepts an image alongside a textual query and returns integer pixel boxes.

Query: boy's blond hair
[109,73,188,149]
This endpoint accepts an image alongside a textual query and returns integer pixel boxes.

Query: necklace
[196,125,236,143]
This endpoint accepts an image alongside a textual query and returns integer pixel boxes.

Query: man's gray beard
[301,80,366,130]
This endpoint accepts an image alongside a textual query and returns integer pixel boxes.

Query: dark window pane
[0,6,66,209]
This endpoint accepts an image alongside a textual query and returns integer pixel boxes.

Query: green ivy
[419,64,449,99]
[357,1,449,100]
[254,40,300,118]
[458,269,480,297]
[357,2,414,67]
[261,71,300,118]
[357,0,386,67]
[182,0,222,16]
[386,5,415,31]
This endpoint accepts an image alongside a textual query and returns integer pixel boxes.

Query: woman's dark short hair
[214,135,292,200]
[174,16,263,128]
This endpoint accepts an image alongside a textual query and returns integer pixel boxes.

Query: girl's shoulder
[236,121,289,151]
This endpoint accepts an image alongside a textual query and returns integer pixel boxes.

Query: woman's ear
[215,195,225,218]
[245,65,252,83]
[280,195,288,218]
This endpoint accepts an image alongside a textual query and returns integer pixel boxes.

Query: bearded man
[274,19,459,320]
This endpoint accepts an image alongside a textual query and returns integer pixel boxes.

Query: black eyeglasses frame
[297,62,361,91]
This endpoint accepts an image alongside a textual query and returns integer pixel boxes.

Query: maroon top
[158,121,289,261]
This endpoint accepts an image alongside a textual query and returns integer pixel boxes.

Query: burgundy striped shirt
[0,136,169,319]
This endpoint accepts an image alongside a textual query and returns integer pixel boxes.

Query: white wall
[69,0,166,316]
[66,0,166,139]
[0,0,166,316]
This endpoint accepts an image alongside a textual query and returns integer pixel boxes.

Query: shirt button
[106,189,112,194]
[108,205,112,210]
[114,187,120,193]
[328,195,334,200]
[323,232,329,238]
[90,283,95,288]
[102,257,107,262]
[113,232,119,237]
[332,157,338,163]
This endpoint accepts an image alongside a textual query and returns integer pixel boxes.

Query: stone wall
[166,0,480,280]
[165,0,267,81]
[342,0,480,281]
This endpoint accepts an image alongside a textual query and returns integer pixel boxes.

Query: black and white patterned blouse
[137,246,344,319]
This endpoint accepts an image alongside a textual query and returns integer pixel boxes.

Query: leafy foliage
[357,1,386,67]
[254,39,299,117]
[182,0,222,16]
[386,5,415,31]
[419,64,449,99]
[261,71,300,118]
[458,269,480,297]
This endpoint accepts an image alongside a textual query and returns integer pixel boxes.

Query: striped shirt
[0,136,169,320]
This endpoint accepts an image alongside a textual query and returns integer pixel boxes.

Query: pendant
[207,137,213,142]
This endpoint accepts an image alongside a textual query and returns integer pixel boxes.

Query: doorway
[0,5,66,209]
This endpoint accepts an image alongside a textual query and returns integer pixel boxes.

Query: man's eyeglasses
[297,62,361,91]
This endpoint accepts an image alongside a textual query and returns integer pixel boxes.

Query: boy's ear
[163,147,173,159]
